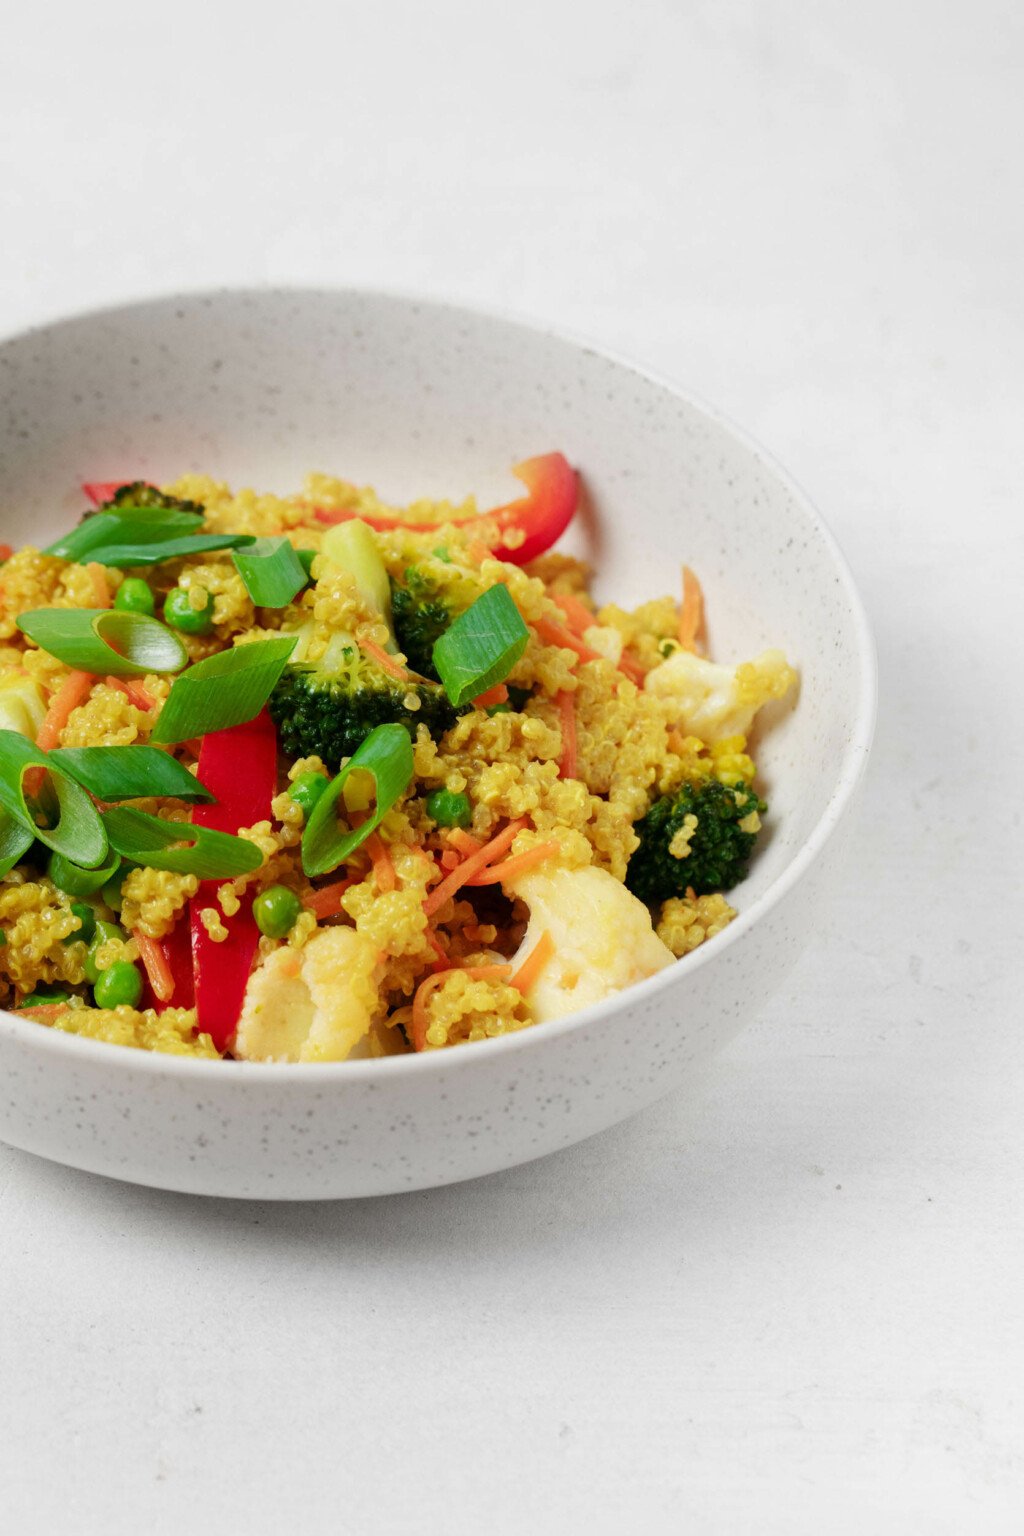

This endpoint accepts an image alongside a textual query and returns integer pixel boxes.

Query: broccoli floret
[106,482,205,514]
[268,644,459,769]
[391,567,454,680]
[625,778,766,903]
[271,524,460,769]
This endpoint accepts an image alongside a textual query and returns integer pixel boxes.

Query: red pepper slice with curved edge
[188,711,278,1052]
[313,452,579,566]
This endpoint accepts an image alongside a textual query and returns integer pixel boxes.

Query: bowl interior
[0,288,870,918]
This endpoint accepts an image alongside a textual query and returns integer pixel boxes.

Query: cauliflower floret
[644,647,797,741]
[504,864,674,1023]
[0,670,47,739]
[581,624,623,664]
[234,927,383,1063]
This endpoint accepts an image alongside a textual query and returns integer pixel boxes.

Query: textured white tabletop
[1,2,1021,1531]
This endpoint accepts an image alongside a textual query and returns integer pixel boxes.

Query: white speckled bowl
[0,289,874,1198]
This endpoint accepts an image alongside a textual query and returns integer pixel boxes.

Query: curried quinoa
[0,457,797,1061]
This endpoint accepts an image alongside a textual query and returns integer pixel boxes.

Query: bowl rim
[0,283,877,1082]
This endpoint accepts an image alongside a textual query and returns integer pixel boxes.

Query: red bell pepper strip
[313,452,579,566]
[82,481,130,506]
[188,711,278,1051]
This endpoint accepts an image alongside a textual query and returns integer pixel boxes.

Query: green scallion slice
[151,635,298,745]
[302,723,414,877]
[0,810,34,879]
[102,807,263,878]
[16,609,188,679]
[0,730,108,867]
[431,584,529,707]
[93,504,204,531]
[232,537,309,608]
[47,846,122,898]
[45,512,253,567]
[48,745,216,804]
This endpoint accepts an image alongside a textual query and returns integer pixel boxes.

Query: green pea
[64,901,96,946]
[486,703,511,716]
[93,959,143,1009]
[113,577,156,616]
[289,771,329,819]
[426,789,472,828]
[164,586,215,635]
[253,885,302,940]
[432,546,452,563]
[48,849,121,898]
[84,920,127,985]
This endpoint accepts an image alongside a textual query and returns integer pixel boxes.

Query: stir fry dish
[0,456,797,1060]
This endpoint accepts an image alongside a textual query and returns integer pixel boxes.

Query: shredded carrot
[447,829,482,857]
[134,929,175,1004]
[550,589,596,636]
[36,670,95,751]
[411,963,512,1051]
[555,689,577,779]
[464,840,561,886]
[0,543,13,562]
[472,682,508,710]
[302,877,357,920]
[466,539,492,564]
[16,1003,71,1023]
[106,675,154,711]
[425,929,450,972]
[439,849,462,871]
[509,929,555,993]
[423,818,529,916]
[357,635,410,681]
[667,728,688,755]
[532,614,601,662]
[678,565,704,652]
[87,562,111,608]
[532,613,645,685]
[365,830,397,893]
[616,651,648,685]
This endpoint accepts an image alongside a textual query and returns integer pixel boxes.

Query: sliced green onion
[102,807,263,878]
[48,846,122,898]
[232,537,309,608]
[0,810,34,879]
[151,635,297,745]
[432,584,529,707]
[45,512,252,567]
[16,609,188,679]
[302,723,414,877]
[0,730,108,867]
[48,745,215,804]
[98,505,205,530]
[48,509,204,563]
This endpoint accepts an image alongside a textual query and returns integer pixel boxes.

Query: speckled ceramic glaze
[0,289,875,1198]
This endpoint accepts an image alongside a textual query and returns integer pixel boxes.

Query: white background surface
[1,2,1021,1531]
